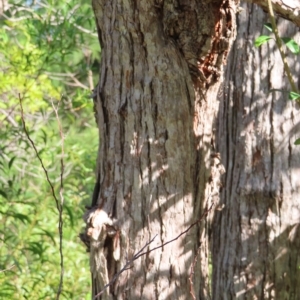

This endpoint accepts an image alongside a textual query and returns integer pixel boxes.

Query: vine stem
[267,0,298,93]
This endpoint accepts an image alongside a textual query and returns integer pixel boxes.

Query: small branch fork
[19,94,64,300]
[94,203,214,300]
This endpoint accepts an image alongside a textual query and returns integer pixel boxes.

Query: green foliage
[289,91,300,101]
[0,0,99,298]
[281,38,300,55]
[254,23,300,55]
[254,35,272,47]
[264,22,273,32]
[255,21,300,145]
[294,138,300,145]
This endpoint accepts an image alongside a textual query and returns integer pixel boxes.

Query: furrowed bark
[213,3,300,299]
[83,0,238,299]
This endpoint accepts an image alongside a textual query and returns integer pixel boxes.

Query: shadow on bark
[212,3,300,299]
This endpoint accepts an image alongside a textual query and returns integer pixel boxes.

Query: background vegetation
[0,1,99,298]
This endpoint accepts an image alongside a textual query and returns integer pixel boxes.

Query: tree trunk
[213,3,300,299]
[82,0,238,299]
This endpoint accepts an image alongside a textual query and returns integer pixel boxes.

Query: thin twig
[73,24,98,36]
[51,100,65,300]
[94,203,214,299]
[19,94,64,300]
[0,107,18,127]
[18,95,60,211]
[0,265,15,273]
[267,0,297,93]
[94,235,158,299]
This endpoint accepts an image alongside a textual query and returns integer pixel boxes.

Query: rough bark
[81,0,238,299]
[213,3,300,299]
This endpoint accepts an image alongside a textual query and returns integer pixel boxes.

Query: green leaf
[264,23,273,32]
[8,179,14,188]
[40,129,48,144]
[289,91,300,101]
[294,138,300,145]
[8,157,16,169]
[24,241,47,257]
[12,256,22,272]
[254,35,272,47]
[8,212,31,224]
[0,190,8,199]
[33,229,56,245]
[64,204,74,227]
[281,37,300,54]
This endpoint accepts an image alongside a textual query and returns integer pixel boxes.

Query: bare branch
[246,0,300,27]
[19,95,61,212]
[19,95,64,300]
[73,24,98,36]
[51,100,65,300]
[44,72,90,90]
[0,107,18,127]
[0,265,15,273]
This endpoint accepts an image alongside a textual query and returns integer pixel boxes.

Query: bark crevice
[85,0,238,298]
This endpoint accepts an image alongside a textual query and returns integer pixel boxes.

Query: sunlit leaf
[281,37,300,54]
[254,35,272,47]
[264,23,273,32]
[289,91,300,101]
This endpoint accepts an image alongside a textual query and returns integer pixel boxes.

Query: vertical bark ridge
[85,0,238,299]
[91,2,201,298]
[214,4,300,299]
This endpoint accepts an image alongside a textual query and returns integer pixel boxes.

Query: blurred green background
[0,1,100,298]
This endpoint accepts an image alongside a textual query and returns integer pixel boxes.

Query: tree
[81,0,300,299]
[213,4,300,299]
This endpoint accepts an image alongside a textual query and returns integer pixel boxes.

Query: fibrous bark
[81,0,238,299]
[213,3,300,299]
